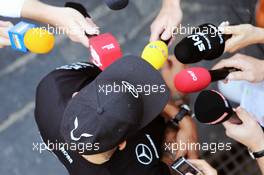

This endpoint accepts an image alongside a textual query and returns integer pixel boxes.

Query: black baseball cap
[60,55,170,155]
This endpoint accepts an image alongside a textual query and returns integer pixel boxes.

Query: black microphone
[194,90,234,125]
[65,2,91,18]
[209,67,240,82]
[104,0,129,10]
[174,23,231,64]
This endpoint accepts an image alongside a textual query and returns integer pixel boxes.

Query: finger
[84,17,100,35]
[224,37,241,53]
[223,25,242,35]
[77,17,99,36]
[0,27,10,38]
[211,56,241,70]
[226,71,250,81]
[161,26,172,41]
[222,120,235,130]
[150,25,164,42]
[176,149,187,158]
[0,21,12,27]
[0,37,11,46]
[68,24,90,48]
[235,107,251,123]
[187,159,206,169]
[187,149,199,159]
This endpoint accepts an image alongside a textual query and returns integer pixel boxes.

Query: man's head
[71,92,127,164]
[60,55,170,164]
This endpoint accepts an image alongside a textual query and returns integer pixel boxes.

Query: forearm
[162,0,181,7]
[250,135,264,174]
[254,27,264,44]
[21,0,60,25]
[256,158,264,174]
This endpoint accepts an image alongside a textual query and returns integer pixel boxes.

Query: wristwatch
[171,104,191,125]
[248,148,264,159]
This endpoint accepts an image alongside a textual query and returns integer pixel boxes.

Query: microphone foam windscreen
[104,0,129,10]
[174,23,226,63]
[174,67,211,93]
[24,28,55,54]
[141,41,168,70]
[194,24,225,60]
[194,90,233,124]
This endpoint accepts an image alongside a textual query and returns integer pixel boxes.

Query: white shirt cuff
[0,0,26,18]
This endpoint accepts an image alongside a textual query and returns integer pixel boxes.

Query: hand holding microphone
[150,0,182,43]
[174,67,240,93]
[221,24,264,53]
[66,2,123,71]
[223,107,264,153]
[174,23,231,64]
[212,54,264,83]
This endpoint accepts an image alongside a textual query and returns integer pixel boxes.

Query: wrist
[162,0,181,9]
[249,138,264,153]
[255,27,264,44]
[178,116,192,129]
[21,0,59,25]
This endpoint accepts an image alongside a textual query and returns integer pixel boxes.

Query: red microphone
[89,33,122,70]
[174,67,239,93]
[65,2,123,71]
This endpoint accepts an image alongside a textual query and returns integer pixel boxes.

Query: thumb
[160,27,172,42]
[235,107,251,123]
[84,17,99,35]
[223,25,242,35]
[226,71,250,81]
[150,25,164,42]
[222,120,235,130]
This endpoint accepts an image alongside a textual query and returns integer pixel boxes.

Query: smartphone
[171,157,203,175]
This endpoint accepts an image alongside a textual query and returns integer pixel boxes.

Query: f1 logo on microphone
[102,43,115,50]
[188,34,206,52]
[187,70,198,81]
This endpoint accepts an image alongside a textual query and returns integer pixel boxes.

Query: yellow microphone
[24,28,55,54]
[141,40,169,70]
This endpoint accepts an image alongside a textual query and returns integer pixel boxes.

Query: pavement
[0,0,263,174]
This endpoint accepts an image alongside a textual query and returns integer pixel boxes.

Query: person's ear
[118,141,127,151]
[72,92,79,98]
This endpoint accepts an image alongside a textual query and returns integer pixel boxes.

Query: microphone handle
[223,34,232,41]
[209,67,240,82]
[65,2,97,38]
[161,39,170,45]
